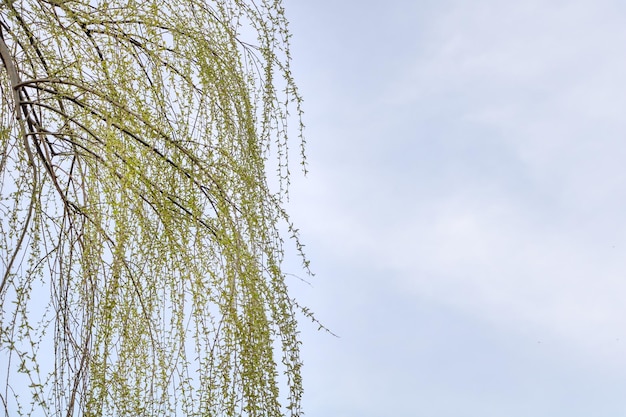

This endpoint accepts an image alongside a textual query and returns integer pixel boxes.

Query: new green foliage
[0,1,310,415]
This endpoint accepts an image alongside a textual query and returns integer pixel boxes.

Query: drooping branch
[0,1,314,416]
[0,27,39,296]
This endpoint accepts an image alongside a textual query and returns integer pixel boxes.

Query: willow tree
[0,0,315,416]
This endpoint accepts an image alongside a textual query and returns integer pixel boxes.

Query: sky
[283,1,626,416]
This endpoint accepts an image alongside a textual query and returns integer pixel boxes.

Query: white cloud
[291,0,626,368]
[283,2,626,416]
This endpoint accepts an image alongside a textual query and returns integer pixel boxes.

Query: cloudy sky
[283,1,626,416]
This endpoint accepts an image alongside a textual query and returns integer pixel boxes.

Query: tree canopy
[0,1,313,415]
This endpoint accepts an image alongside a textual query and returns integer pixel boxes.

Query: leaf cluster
[0,1,310,416]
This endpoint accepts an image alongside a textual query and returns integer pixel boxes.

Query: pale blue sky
[285,1,626,416]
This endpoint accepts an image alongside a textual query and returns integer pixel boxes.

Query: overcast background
[283,1,626,416]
